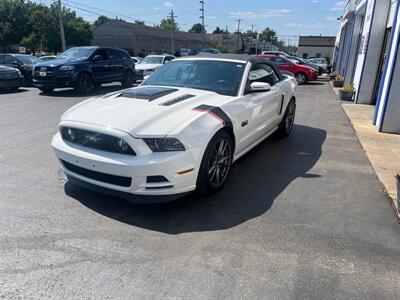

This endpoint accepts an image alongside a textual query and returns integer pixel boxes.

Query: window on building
[302,53,308,59]
[316,53,322,58]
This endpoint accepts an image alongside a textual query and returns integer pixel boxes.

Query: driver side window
[93,49,107,60]
[247,64,279,88]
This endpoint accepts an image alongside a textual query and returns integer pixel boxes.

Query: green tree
[159,18,178,31]
[259,27,278,43]
[134,20,145,25]
[213,26,228,34]
[189,23,205,33]
[215,43,228,53]
[94,15,109,27]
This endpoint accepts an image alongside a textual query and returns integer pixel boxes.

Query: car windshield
[288,58,301,64]
[15,55,41,64]
[143,60,246,96]
[140,56,163,64]
[58,48,94,60]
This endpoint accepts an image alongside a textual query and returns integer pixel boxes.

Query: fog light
[116,138,129,152]
[67,128,76,141]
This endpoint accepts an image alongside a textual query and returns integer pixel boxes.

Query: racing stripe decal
[192,105,233,129]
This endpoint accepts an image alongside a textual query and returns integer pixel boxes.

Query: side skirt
[232,126,279,163]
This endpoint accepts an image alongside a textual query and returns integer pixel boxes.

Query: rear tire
[121,70,134,88]
[276,99,296,138]
[75,73,93,93]
[196,130,233,195]
[295,72,307,85]
[39,87,54,93]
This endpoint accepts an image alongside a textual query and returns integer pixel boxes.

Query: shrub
[334,75,344,82]
[342,84,355,93]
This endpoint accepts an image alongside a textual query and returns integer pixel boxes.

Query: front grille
[61,127,136,156]
[61,160,132,187]
[34,66,55,78]
[0,72,18,80]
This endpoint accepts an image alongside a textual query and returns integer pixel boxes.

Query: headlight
[144,138,185,152]
[59,65,75,71]
[65,128,76,141]
[116,138,129,152]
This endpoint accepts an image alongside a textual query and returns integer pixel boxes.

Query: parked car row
[1,45,324,93]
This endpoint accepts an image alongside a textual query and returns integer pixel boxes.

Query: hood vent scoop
[117,86,178,101]
[161,94,195,106]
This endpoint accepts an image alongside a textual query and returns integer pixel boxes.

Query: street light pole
[57,0,66,52]
[200,0,205,50]
[167,10,176,55]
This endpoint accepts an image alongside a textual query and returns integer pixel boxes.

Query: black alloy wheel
[197,130,233,194]
[277,99,296,138]
[75,73,93,93]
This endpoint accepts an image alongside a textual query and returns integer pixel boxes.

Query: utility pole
[250,24,255,53]
[57,0,66,52]
[235,19,243,52]
[200,0,205,50]
[167,10,176,55]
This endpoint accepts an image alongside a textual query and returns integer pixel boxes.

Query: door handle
[241,120,248,127]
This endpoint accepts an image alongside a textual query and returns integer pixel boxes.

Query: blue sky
[37,0,347,44]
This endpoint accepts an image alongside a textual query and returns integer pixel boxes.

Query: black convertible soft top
[182,54,285,81]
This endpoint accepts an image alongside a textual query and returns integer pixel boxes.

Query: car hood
[135,63,163,71]
[0,65,18,73]
[61,85,227,137]
[35,58,85,68]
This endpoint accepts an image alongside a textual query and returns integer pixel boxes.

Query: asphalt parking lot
[1,82,400,299]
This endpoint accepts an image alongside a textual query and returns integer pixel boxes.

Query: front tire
[196,130,233,194]
[75,73,93,93]
[39,87,54,93]
[121,70,134,87]
[276,99,296,138]
[296,72,307,85]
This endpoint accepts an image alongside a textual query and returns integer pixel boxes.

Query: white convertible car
[52,55,297,203]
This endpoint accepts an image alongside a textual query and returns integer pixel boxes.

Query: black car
[0,54,42,85]
[33,46,136,93]
[0,65,25,91]
[286,56,324,75]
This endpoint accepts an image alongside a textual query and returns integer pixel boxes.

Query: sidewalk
[342,103,400,221]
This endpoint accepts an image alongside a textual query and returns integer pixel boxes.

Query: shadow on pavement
[0,88,29,95]
[38,83,138,98]
[65,124,326,234]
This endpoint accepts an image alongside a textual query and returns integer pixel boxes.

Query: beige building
[92,20,213,56]
[297,36,336,60]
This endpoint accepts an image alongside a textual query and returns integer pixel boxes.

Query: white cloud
[284,22,327,29]
[164,1,174,8]
[229,9,290,19]
[330,1,347,11]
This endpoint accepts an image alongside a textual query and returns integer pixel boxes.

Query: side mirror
[249,82,271,93]
[92,54,103,61]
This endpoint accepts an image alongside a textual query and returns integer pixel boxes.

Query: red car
[257,54,319,85]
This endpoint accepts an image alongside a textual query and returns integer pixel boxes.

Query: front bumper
[52,132,198,202]
[0,77,24,89]
[33,77,76,88]
[307,72,319,81]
